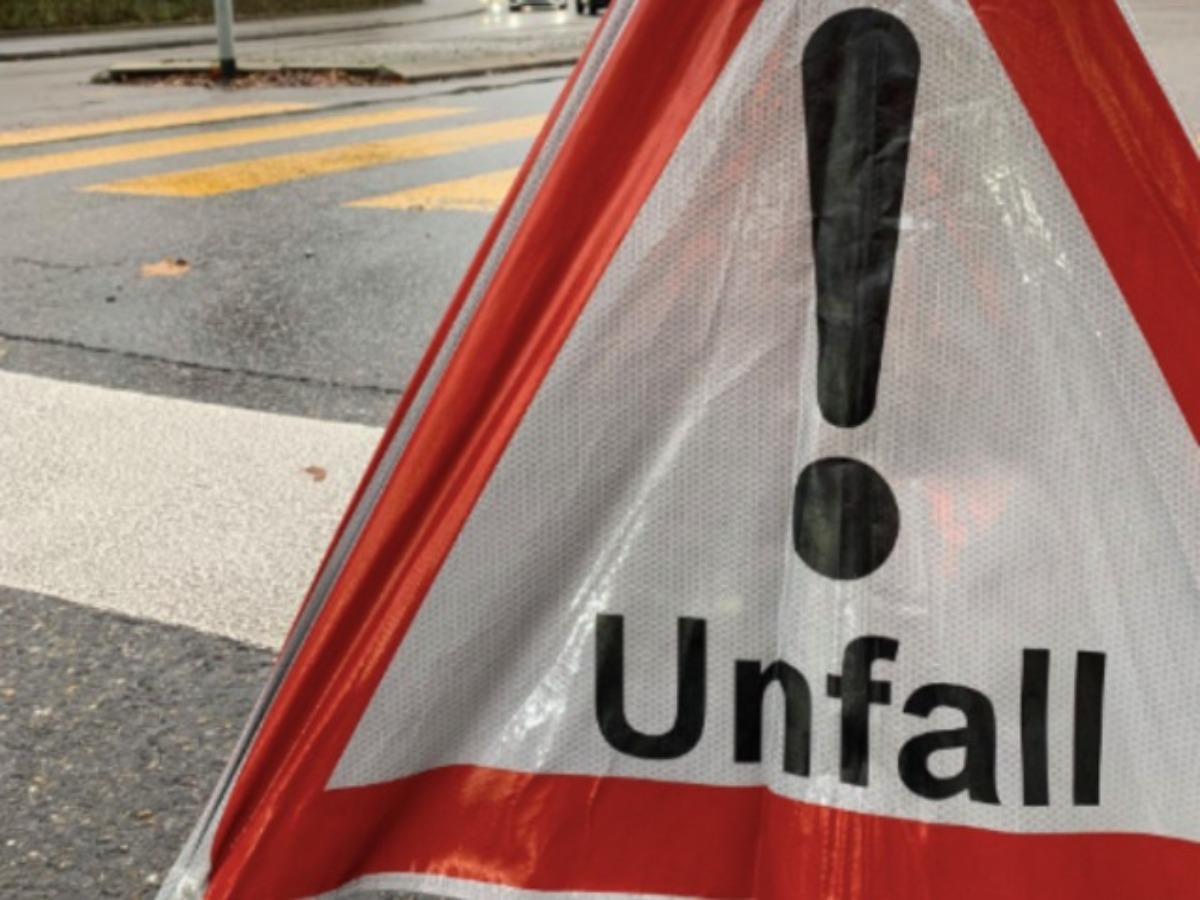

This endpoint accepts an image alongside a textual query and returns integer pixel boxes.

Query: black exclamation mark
[794,10,920,581]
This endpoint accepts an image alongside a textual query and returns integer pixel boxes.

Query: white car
[509,0,569,10]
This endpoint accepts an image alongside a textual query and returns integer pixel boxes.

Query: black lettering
[735,661,812,776]
[594,614,706,760]
[1021,649,1050,806]
[1073,652,1106,806]
[827,635,898,785]
[899,683,1000,804]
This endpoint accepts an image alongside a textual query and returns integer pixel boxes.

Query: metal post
[213,0,237,81]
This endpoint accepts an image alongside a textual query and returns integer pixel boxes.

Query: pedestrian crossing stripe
[0,107,467,182]
[84,118,546,198]
[0,103,318,149]
[346,168,519,212]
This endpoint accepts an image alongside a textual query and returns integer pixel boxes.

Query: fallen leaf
[304,465,327,483]
[140,257,190,278]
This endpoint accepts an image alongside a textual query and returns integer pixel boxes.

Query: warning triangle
[162,1,1200,898]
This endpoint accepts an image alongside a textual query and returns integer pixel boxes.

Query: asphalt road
[1,5,580,896]
[1,76,560,423]
[0,1,1196,897]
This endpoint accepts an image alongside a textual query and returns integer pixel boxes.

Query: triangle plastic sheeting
[161,0,1200,898]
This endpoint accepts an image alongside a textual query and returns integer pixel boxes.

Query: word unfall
[594,615,1106,807]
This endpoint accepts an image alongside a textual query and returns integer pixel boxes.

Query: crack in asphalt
[9,256,121,273]
[0,330,403,396]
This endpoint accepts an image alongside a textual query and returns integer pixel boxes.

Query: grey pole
[213,0,237,80]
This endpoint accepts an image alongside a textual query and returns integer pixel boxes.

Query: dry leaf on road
[140,258,190,277]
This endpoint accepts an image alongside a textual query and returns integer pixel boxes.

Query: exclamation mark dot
[794,10,920,581]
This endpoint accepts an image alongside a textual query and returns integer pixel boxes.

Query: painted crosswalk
[0,103,316,149]
[347,166,520,211]
[86,117,541,197]
[0,101,534,212]
[0,99,549,650]
[0,369,378,649]
[0,106,466,181]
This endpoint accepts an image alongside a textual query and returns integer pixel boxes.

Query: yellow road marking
[0,103,317,149]
[347,167,519,212]
[86,118,545,198]
[0,107,467,182]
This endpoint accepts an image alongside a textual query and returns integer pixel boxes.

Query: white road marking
[0,370,382,648]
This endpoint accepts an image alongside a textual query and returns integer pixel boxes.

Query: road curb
[93,54,581,85]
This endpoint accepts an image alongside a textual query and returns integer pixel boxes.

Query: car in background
[508,0,569,10]
[576,0,609,13]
